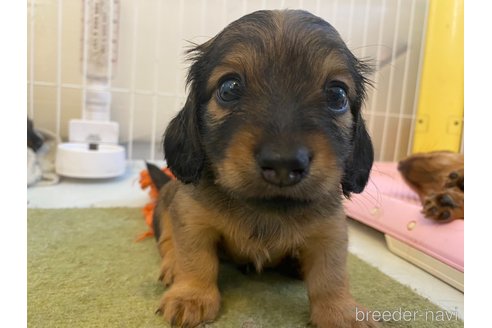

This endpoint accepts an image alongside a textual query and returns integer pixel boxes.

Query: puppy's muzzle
[256,144,312,187]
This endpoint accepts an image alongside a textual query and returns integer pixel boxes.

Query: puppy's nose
[257,145,311,187]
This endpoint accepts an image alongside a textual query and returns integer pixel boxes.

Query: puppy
[152,10,376,328]
[398,151,464,222]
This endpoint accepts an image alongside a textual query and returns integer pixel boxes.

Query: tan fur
[154,141,378,328]
[156,180,377,327]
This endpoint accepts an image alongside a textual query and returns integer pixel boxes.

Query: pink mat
[344,162,464,272]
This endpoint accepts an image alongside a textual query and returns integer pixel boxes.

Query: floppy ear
[163,94,204,184]
[163,38,220,184]
[341,112,374,197]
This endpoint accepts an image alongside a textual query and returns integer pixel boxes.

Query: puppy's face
[164,10,373,206]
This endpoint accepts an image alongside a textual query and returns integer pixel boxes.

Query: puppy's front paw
[311,302,380,328]
[156,284,220,327]
[444,170,464,191]
[158,249,176,286]
[422,190,463,222]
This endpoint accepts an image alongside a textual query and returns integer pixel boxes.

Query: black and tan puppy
[151,10,376,328]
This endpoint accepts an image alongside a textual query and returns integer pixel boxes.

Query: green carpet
[27,208,463,328]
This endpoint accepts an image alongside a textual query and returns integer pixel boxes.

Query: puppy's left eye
[325,84,349,113]
[217,78,242,105]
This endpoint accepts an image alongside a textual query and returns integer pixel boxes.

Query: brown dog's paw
[157,233,178,286]
[444,170,464,191]
[311,302,380,328]
[158,249,176,286]
[422,190,464,222]
[156,284,220,327]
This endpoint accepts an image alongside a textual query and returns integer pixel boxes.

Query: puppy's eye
[217,78,242,104]
[325,84,349,113]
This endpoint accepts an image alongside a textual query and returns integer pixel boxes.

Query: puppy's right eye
[324,81,349,114]
[217,79,242,104]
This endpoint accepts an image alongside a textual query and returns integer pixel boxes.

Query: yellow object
[412,0,463,153]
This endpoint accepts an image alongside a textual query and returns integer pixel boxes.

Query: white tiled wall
[27,0,428,161]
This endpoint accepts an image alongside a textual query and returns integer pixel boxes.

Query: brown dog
[398,151,464,222]
[151,10,377,327]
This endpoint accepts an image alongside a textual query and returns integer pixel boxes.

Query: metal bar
[81,0,90,118]
[347,0,355,43]
[222,0,227,27]
[106,0,114,110]
[393,0,417,161]
[150,0,164,160]
[200,0,207,37]
[367,0,387,142]
[379,0,402,161]
[360,0,371,63]
[407,0,431,155]
[29,0,35,119]
[55,0,63,136]
[332,0,339,25]
[359,0,372,122]
[127,0,140,160]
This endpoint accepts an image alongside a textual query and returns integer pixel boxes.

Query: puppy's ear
[163,38,219,183]
[163,94,204,184]
[341,111,374,197]
[341,56,374,197]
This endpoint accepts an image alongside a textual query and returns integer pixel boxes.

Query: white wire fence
[27,0,429,162]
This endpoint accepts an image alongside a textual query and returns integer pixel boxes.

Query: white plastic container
[56,143,125,178]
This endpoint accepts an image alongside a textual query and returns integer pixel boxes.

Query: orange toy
[137,165,175,241]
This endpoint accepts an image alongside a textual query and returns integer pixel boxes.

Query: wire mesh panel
[27,0,428,162]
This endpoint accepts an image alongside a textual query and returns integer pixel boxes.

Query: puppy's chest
[218,215,307,271]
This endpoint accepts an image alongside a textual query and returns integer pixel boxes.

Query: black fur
[163,96,205,184]
[145,162,171,190]
[27,118,44,152]
[145,162,172,241]
[341,111,374,197]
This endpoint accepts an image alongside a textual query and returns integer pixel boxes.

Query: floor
[27,160,464,320]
